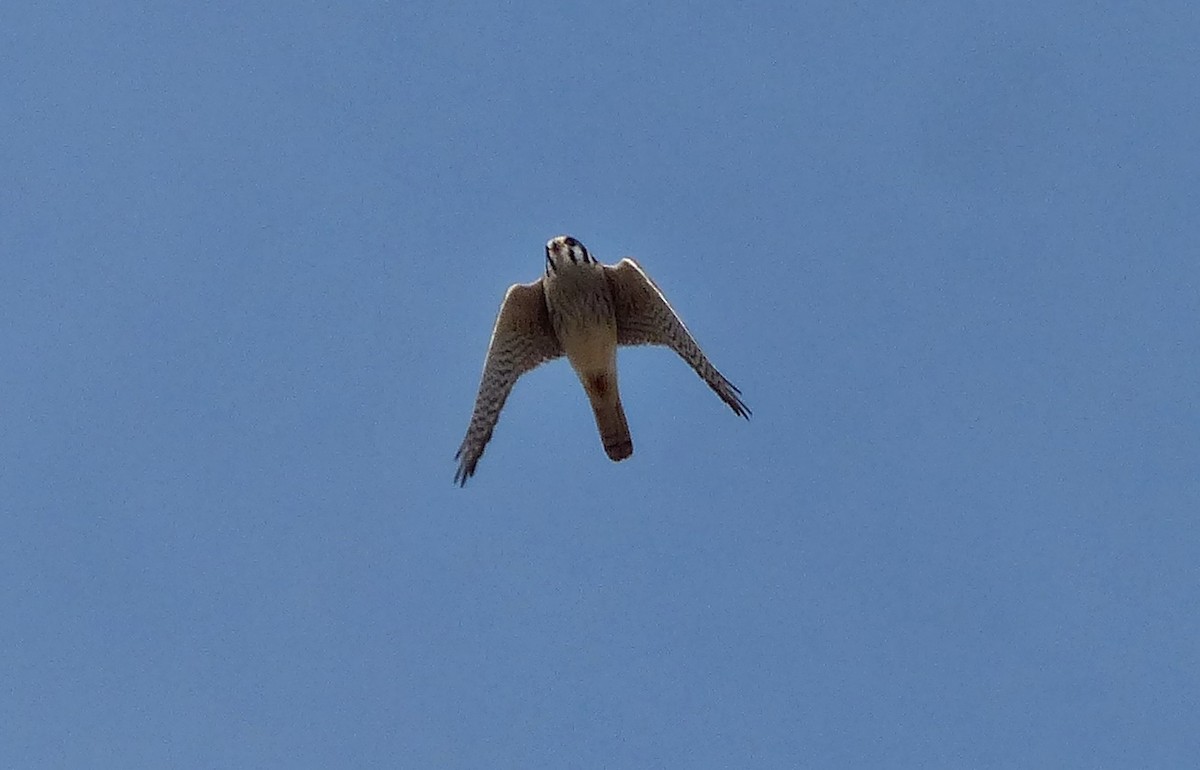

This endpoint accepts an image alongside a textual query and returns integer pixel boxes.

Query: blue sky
[3,2,1198,766]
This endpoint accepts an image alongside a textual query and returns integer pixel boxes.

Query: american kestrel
[454,235,749,485]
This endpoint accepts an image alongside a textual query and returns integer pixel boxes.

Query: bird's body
[542,238,632,462]
[454,235,748,485]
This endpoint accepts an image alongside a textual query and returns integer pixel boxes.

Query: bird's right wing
[604,258,750,419]
[455,279,563,485]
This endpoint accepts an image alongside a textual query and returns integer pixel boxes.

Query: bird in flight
[454,235,749,485]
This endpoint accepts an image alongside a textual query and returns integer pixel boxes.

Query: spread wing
[454,279,563,485]
[604,258,750,419]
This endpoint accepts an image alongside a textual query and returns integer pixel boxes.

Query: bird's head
[545,235,594,273]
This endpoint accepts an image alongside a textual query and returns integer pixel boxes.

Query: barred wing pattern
[454,280,563,485]
[604,258,750,418]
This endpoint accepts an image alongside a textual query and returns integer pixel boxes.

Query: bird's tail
[586,372,633,462]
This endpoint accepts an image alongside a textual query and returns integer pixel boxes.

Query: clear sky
[3,2,1198,767]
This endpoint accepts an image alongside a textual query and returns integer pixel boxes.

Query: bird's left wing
[454,279,563,485]
[604,258,750,419]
